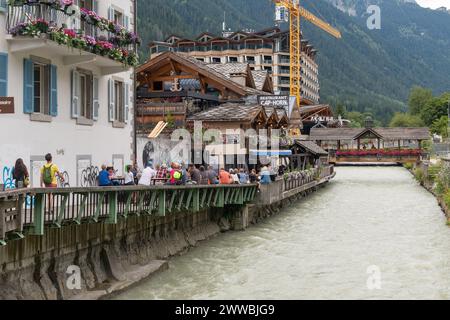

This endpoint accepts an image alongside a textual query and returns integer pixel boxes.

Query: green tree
[408,86,433,115]
[165,111,175,129]
[419,93,450,127]
[430,116,449,138]
[389,113,425,127]
[335,104,347,118]
[346,111,364,128]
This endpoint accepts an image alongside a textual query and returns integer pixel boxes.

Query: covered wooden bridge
[309,127,430,164]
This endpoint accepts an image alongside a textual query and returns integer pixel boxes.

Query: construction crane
[273,0,341,107]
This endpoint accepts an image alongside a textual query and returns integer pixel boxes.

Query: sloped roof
[173,55,267,95]
[207,63,248,76]
[375,128,430,140]
[251,70,269,91]
[187,103,265,122]
[295,140,328,156]
[309,127,431,141]
[310,128,360,140]
[137,52,271,97]
[300,104,333,115]
[275,108,289,121]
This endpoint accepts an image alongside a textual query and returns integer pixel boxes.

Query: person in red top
[219,168,232,184]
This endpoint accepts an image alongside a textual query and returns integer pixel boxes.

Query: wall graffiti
[80,166,99,187]
[57,171,71,188]
[140,139,181,169]
[1,165,34,206]
[2,166,15,190]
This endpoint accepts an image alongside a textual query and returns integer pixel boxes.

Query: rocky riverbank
[406,162,450,223]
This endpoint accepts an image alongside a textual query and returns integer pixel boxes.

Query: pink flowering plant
[8,1,140,66]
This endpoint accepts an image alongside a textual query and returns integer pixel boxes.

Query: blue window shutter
[23,58,34,114]
[93,76,99,121]
[0,53,7,97]
[50,65,58,116]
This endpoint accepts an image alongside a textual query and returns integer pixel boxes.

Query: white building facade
[0,0,137,188]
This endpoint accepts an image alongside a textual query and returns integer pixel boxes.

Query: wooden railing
[0,184,258,245]
[284,166,334,192]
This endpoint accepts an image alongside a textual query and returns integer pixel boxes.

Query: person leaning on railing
[259,167,272,185]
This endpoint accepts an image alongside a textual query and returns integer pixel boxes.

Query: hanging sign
[0,97,14,114]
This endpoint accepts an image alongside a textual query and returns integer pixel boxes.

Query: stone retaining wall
[0,181,331,300]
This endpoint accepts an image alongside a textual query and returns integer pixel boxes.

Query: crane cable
[302,0,328,23]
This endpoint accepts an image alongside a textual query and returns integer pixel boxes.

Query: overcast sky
[416,0,450,9]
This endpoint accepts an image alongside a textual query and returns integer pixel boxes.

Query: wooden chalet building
[309,124,431,164]
[135,51,273,134]
[134,51,302,169]
[300,104,335,135]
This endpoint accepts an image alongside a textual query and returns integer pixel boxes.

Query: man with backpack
[40,153,64,188]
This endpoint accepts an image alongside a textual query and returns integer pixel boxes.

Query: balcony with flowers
[6,0,140,74]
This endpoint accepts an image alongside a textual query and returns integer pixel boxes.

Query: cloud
[416,0,450,9]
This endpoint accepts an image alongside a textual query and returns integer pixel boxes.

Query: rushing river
[116,167,450,300]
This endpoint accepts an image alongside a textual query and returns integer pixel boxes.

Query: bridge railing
[284,166,334,192]
[0,184,258,244]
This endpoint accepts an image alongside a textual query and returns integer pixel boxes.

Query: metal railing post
[30,193,45,236]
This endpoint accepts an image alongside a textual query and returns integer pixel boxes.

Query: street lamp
[447,99,450,141]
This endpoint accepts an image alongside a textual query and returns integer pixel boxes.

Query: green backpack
[43,165,53,185]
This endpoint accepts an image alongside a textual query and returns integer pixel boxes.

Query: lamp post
[446,99,450,142]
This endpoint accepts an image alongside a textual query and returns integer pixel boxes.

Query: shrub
[443,190,450,209]
[404,163,414,170]
[435,179,446,196]
[435,165,450,192]
[414,167,424,184]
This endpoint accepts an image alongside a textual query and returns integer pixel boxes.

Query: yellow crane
[273,0,341,106]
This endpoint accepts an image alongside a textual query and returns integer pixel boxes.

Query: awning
[250,150,293,156]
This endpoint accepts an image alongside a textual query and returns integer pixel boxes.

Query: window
[153,81,163,91]
[212,57,221,63]
[108,6,129,30]
[114,10,123,25]
[263,56,273,64]
[229,57,238,63]
[23,58,57,117]
[79,73,93,119]
[246,56,255,64]
[0,0,7,12]
[80,0,94,36]
[108,79,129,126]
[33,64,48,114]
[114,81,124,123]
[71,69,98,122]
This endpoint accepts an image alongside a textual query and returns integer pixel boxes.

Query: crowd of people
[131,162,275,187]
[8,154,277,190]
